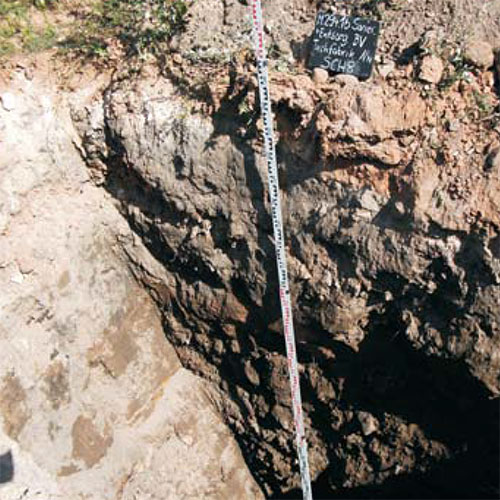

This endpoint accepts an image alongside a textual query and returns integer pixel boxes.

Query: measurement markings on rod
[250,2,313,499]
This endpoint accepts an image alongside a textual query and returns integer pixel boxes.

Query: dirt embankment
[2,0,500,498]
[0,43,261,500]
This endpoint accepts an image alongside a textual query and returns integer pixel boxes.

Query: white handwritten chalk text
[310,12,379,79]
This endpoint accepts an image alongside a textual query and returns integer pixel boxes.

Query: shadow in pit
[203,65,287,351]
[278,454,500,500]
[0,450,14,484]
[279,307,500,500]
[97,64,499,500]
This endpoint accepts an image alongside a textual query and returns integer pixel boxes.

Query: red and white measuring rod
[250,1,313,498]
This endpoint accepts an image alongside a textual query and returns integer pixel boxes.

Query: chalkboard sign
[309,12,380,79]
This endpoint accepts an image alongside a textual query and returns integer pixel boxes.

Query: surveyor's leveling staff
[250,1,313,499]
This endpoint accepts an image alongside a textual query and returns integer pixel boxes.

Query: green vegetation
[439,47,474,91]
[0,0,189,61]
[350,0,401,20]
[0,0,58,56]
[472,89,495,117]
[65,0,188,59]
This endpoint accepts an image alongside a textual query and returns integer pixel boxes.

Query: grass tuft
[0,0,190,61]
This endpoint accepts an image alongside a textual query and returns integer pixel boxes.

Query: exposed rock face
[1,1,499,499]
[0,65,262,499]
[74,48,500,495]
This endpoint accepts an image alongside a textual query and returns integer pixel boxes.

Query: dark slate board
[309,12,380,79]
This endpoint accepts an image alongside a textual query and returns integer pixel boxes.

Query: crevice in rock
[74,73,500,498]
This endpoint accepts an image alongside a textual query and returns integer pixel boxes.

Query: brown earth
[1,0,500,498]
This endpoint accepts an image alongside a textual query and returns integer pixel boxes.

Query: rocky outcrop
[73,44,500,495]
[69,0,500,495]
[0,63,261,499]
[1,0,499,498]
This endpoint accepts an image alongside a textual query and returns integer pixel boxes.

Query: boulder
[464,39,494,69]
[419,54,444,84]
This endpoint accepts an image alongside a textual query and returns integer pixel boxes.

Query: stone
[419,55,444,84]
[0,93,15,112]
[0,375,30,440]
[358,189,383,213]
[169,35,181,52]
[24,68,34,81]
[447,119,460,132]
[244,361,260,386]
[394,201,405,215]
[357,411,379,436]
[312,67,329,85]
[9,270,24,284]
[333,74,359,86]
[276,39,291,55]
[378,61,396,78]
[370,140,403,165]
[418,29,440,53]
[16,255,35,275]
[71,415,114,468]
[484,147,500,173]
[223,293,249,323]
[464,39,494,69]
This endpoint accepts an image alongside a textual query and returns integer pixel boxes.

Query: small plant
[1,0,190,61]
[473,90,494,117]
[238,97,253,125]
[89,0,189,57]
[439,47,473,90]
[24,24,56,51]
[0,0,59,56]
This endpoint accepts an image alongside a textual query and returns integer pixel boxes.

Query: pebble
[312,68,329,85]
[378,61,395,78]
[394,201,405,215]
[276,39,291,55]
[17,256,35,275]
[357,411,379,436]
[358,189,382,213]
[243,361,260,386]
[333,74,359,86]
[419,55,444,84]
[169,35,180,52]
[447,120,460,132]
[1,93,16,112]
[464,39,494,69]
[10,270,24,284]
